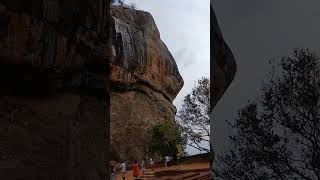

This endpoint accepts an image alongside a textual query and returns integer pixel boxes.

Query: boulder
[211,5,236,108]
[110,6,183,161]
[210,2,237,169]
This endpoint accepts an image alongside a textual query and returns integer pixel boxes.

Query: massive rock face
[110,7,183,161]
[211,6,237,109]
[0,1,109,179]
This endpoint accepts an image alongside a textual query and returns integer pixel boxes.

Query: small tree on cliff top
[111,0,136,10]
[111,0,125,5]
[177,77,210,153]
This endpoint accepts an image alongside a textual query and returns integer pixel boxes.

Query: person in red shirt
[132,160,140,179]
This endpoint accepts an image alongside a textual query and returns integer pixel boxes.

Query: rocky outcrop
[0,1,109,179]
[211,5,236,108]
[110,7,184,161]
[210,1,237,171]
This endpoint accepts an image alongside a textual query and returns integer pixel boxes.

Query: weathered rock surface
[110,6,183,161]
[0,1,109,179]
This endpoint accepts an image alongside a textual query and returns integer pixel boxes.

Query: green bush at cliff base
[148,121,186,161]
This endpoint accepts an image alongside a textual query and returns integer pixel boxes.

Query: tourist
[164,156,170,168]
[141,160,145,174]
[149,158,154,166]
[119,160,126,180]
[149,157,154,171]
[109,161,116,180]
[132,160,140,179]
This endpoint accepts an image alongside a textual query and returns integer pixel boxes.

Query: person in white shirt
[164,156,170,168]
[119,160,126,180]
[149,158,154,166]
[141,160,145,174]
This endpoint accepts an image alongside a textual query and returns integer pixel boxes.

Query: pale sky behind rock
[122,0,320,160]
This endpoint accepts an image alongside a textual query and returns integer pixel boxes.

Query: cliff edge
[110,6,184,161]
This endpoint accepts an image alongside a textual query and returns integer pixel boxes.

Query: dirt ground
[115,162,210,180]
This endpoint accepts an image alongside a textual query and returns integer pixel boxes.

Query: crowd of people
[109,156,171,180]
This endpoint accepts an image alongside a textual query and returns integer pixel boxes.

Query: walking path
[115,162,210,180]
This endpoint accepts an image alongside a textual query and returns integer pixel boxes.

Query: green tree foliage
[215,49,320,180]
[149,121,185,159]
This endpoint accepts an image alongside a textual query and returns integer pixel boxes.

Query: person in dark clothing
[109,161,116,180]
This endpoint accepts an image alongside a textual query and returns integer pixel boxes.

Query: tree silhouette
[215,49,320,180]
[111,0,125,6]
[177,77,210,153]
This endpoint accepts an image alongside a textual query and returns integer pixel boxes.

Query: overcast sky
[120,0,320,158]
[212,0,320,154]
[125,0,210,155]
